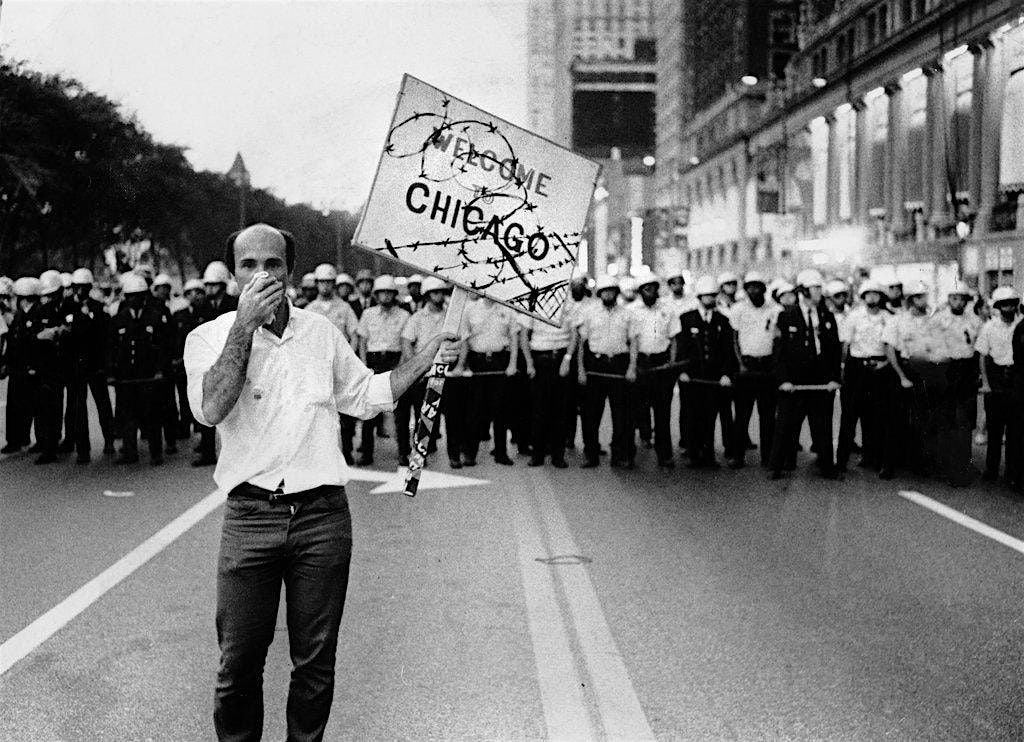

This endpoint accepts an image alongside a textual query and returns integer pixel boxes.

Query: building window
[915,0,926,18]
[770,10,797,44]
[900,0,912,25]
[836,33,846,64]
[772,52,791,79]
[847,28,856,59]
[878,5,888,37]
[866,12,876,46]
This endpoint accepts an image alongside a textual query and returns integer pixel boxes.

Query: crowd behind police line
[2,260,1021,494]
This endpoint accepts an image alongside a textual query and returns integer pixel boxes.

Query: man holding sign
[184,224,460,741]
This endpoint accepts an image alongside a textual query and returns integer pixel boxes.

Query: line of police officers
[4,261,1021,493]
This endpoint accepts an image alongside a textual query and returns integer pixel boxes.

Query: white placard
[354,75,600,322]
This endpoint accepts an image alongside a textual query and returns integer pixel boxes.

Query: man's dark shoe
[528,456,545,467]
[356,454,373,467]
[76,454,90,465]
[581,457,599,468]
[34,453,58,465]
[191,456,215,467]
[879,468,896,480]
[982,469,998,482]
[1,444,22,454]
[151,456,163,466]
[494,453,514,466]
[449,459,463,469]
[462,457,477,467]
[57,440,74,453]
[28,443,41,453]
[103,442,116,455]
[657,458,675,469]
[165,443,178,455]
[599,448,608,456]
[551,457,568,469]
[117,454,140,465]
[770,470,784,480]
[726,458,744,469]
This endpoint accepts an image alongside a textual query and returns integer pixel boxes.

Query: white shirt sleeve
[332,324,394,419]
[183,329,219,427]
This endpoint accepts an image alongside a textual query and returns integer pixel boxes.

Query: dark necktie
[806,308,817,356]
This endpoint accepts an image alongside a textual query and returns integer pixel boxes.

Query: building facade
[658,0,1024,296]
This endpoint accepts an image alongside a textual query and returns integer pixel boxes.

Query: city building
[527,0,658,277]
[658,0,1024,296]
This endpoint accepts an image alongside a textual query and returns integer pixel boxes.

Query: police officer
[931,281,980,486]
[825,279,852,344]
[30,270,67,464]
[193,260,239,466]
[335,272,356,306]
[836,279,892,473]
[61,268,116,463]
[294,273,317,308]
[307,264,359,344]
[2,277,41,454]
[885,281,943,476]
[729,271,778,468]
[109,272,172,465]
[769,269,842,480]
[400,276,450,466]
[458,294,519,466]
[665,270,695,452]
[626,273,680,467]
[576,276,636,467]
[977,286,1021,484]
[717,272,740,316]
[355,275,408,465]
[351,268,376,317]
[173,279,207,444]
[678,276,737,469]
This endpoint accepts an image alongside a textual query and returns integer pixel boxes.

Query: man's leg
[609,375,632,464]
[984,391,1006,478]
[529,362,553,462]
[769,393,799,475]
[89,373,115,450]
[756,382,777,468]
[4,373,32,449]
[284,489,353,742]
[581,374,605,465]
[809,391,837,475]
[214,500,287,742]
[731,380,756,466]
[71,377,92,461]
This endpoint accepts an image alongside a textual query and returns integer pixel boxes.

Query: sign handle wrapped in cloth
[403,286,468,496]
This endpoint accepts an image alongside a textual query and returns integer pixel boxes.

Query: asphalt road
[2,380,1023,740]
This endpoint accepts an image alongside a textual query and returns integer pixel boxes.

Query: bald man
[184,224,461,741]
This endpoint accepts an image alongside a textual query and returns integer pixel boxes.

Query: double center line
[513,471,655,741]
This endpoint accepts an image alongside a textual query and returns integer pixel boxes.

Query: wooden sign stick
[403,286,469,497]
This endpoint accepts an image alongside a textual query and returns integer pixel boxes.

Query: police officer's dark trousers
[529,348,569,463]
[215,483,351,742]
[118,379,162,461]
[5,372,36,448]
[732,356,776,467]
[938,358,978,485]
[983,359,1017,481]
[634,351,673,462]
[836,357,887,469]
[442,376,467,463]
[582,351,632,464]
[769,387,836,474]
[360,351,403,459]
[68,372,114,457]
[465,350,511,461]
[34,372,63,457]
[685,375,726,466]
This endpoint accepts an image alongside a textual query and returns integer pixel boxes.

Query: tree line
[0,59,384,281]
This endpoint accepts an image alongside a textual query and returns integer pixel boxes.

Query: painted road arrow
[346,467,489,494]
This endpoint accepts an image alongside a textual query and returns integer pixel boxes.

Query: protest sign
[353,74,600,323]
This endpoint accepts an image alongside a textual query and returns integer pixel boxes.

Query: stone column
[925,62,952,231]
[853,98,871,225]
[885,82,908,235]
[826,113,841,226]
[976,37,1005,235]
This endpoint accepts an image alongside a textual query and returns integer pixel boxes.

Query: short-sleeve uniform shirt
[357,305,408,352]
[627,300,680,354]
[578,302,633,355]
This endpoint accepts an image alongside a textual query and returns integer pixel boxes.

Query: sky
[1,0,530,211]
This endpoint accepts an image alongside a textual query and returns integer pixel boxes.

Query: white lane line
[0,489,225,676]
[899,490,1024,556]
[513,492,596,740]
[530,474,656,742]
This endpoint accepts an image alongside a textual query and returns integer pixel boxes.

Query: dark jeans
[360,352,403,458]
[634,352,673,462]
[215,484,352,742]
[529,349,569,461]
[582,352,633,463]
[732,357,777,467]
[837,358,888,468]
[67,373,115,456]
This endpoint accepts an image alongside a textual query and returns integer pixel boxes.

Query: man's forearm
[201,319,254,425]
[389,341,442,400]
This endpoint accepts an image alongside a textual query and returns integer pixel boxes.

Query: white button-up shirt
[931,307,980,360]
[517,311,572,351]
[976,316,1021,366]
[306,296,359,343]
[730,300,778,358]
[627,300,680,354]
[357,305,408,353]
[184,307,394,495]
[464,300,517,352]
[402,304,446,351]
